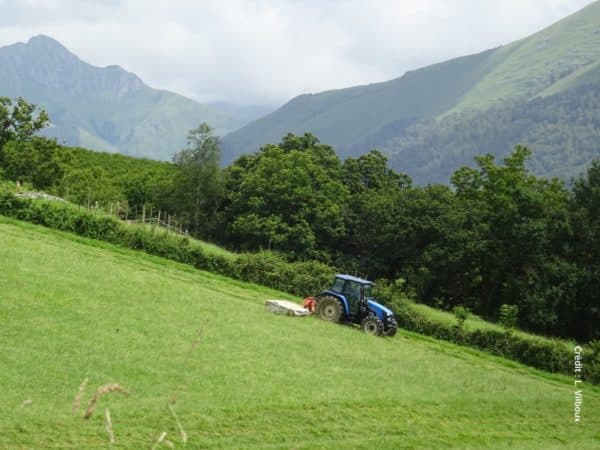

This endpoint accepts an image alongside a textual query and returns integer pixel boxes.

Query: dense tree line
[214,135,599,341]
[1,96,598,341]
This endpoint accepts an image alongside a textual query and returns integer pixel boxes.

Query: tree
[0,97,49,150]
[1,137,64,189]
[0,97,53,184]
[339,150,412,276]
[172,123,222,238]
[221,134,349,260]
[343,150,411,193]
[569,160,600,339]
[58,164,126,208]
[450,146,574,334]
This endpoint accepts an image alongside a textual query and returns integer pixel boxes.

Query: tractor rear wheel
[362,316,384,336]
[383,318,398,337]
[316,296,343,322]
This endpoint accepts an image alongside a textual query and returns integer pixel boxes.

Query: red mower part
[303,297,317,314]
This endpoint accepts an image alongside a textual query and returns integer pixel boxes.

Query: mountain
[207,101,278,123]
[222,47,499,163]
[0,35,243,159]
[384,81,600,183]
[222,1,600,182]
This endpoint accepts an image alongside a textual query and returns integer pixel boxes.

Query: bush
[452,305,469,328]
[373,278,413,311]
[395,299,598,382]
[289,260,335,297]
[0,191,335,302]
[587,341,600,385]
[499,304,519,330]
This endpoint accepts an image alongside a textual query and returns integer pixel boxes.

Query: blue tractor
[315,274,398,336]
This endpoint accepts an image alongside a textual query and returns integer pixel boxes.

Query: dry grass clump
[83,383,129,419]
[169,404,188,444]
[72,378,89,415]
[104,408,114,445]
[151,431,174,449]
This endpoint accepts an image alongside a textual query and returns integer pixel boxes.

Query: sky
[0,0,596,106]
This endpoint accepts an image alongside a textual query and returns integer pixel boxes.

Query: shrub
[499,304,519,330]
[452,305,469,328]
[373,278,413,312]
[588,341,600,385]
[394,298,599,383]
[288,260,335,297]
[0,192,336,301]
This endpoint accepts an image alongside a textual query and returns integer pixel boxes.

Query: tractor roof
[335,274,373,285]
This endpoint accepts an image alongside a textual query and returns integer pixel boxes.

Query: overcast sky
[0,0,596,105]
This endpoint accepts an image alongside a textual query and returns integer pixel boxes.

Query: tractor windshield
[364,284,373,298]
[331,277,346,293]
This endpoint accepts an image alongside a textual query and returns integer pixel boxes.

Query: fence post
[142,205,146,223]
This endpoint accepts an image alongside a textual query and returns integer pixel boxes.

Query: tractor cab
[329,274,371,317]
[315,274,398,337]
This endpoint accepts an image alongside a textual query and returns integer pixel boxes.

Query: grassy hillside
[451,0,600,112]
[2,216,599,448]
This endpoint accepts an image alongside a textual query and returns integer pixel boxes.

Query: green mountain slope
[0,35,243,160]
[222,1,600,179]
[451,0,600,112]
[222,47,500,163]
[2,216,599,448]
[384,81,600,184]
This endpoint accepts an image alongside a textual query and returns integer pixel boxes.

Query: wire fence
[16,190,187,236]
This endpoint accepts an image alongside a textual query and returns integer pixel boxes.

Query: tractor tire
[362,315,384,336]
[316,296,344,322]
[383,318,398,337]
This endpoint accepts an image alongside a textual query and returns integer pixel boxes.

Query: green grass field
[1,216,599,449]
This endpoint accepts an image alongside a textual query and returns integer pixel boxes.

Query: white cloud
[0,0,595,104]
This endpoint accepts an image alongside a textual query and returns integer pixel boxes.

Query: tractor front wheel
[383,318,398,337]
[316,296,343,322]
[362,316,384,336]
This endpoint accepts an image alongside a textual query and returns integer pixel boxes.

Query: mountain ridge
[0,34,243,159]
[221,46,501,163]
[1,35,144,97]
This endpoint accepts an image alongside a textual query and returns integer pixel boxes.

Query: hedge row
[390,300,600,384]
[1,191,598,384]
[0,192,334,297]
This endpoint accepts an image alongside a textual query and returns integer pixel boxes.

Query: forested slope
[384,81,600,184]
